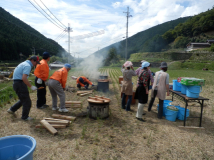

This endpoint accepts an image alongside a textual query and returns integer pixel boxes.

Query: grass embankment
[0,67,214,159]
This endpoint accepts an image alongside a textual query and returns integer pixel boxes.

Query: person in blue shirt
[7,56,39,121]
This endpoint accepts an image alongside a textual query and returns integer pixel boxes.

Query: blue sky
[0,0,214,57]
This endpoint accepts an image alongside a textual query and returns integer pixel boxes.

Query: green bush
[210,44,214,52]
[168,61,182,70]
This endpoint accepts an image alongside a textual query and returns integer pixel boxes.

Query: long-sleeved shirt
[135,67,154,87]
[76,76,92,87]
[34,59,49,81]
[155,70,169,90]
[121,67,136,81]
[138,69,150,89]
[49,67,68,89]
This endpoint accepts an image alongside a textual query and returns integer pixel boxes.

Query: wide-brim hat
[124,61,133,67]
[160,62,167,68]
[141,62,150,68]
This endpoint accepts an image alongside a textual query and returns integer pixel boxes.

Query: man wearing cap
[76,76,94,90]
[7,56,39,120]
[48,64,71,112]
[148,62,170,119]
[34,52,51,109]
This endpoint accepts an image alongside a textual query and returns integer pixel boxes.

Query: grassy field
[0,67,214,159]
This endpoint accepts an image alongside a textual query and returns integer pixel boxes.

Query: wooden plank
[79,92,92,96]
[65,101,81,104]
[40,120,58,135]
[178,126,205,129]
[77,90,92,94]
[65,104,82,108]
[36,124,66,129]
[43,118,70,123]
[52,114,76,121]
[87,99,104,103]
[45,120,70,126]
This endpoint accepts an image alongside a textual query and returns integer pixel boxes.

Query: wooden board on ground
[43,118,70,123]
[65,101,81,104]
[79,92,92,96]
[45,120,70,126]
[65,104,82,108]
[36,124,66,129]
[52,114,76,121]
[77,90,92,95]
[40,120,58,135]
[178,126,205,129]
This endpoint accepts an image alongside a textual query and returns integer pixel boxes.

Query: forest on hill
[0,7,68,61]
[94,7,214,60]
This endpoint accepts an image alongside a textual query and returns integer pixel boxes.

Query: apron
[121,80,133,95]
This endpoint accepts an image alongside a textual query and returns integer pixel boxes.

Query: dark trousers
[10,81,32,120]
[148,90,164,119]
[35,77,46,108]
[77,82,89,89]
[122,93,132,111]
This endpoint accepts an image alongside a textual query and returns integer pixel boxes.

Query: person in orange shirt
[76,76,94,90]
[34,52,51,109]
[48,64,71,112]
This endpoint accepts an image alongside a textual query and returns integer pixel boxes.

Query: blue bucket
[181,84,187,94]
[157,100,172,116]
[173,80,181,91]
[177,107,190,120]
[165,108,178,122]
[186,85,202,98]
[0,135,36,160]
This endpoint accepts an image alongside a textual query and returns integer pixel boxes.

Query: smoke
[77,54,105,81]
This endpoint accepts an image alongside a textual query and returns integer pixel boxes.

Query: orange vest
[49,67,68,88]
[34,59,49,81]
[76,76,92,87]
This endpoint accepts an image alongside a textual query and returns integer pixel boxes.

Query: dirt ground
[0,68,214,160]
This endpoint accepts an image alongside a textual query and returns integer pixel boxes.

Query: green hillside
[93,8,214,60]
[93,17,190,59]
[0,7,69,61]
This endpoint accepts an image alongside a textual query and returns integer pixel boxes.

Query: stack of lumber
[65,101,82,109]
[36,114,76,135]
[77,90,93,96]
[87,95,111,104]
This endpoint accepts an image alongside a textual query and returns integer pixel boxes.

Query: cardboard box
[180,78,205,86]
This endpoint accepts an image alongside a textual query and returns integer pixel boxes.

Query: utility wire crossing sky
[0,0,213,58]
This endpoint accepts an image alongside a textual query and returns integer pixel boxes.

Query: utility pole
[68,23,70,63]
[123,7,132,61]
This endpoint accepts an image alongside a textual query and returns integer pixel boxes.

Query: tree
[104,48,119,66]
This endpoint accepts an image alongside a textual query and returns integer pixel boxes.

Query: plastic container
[177,107,190,120]
[181,78,205,86]
[0,135,36,160]
[165,106,178,122]
[157,100,172,116]
[181,84,187,94]
[173,80,181,91]
[186,85,202,98]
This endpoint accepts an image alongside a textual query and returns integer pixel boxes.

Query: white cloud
[0,0,213,57]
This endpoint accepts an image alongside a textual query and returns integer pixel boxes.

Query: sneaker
[7,109,14,114]
[59,108,69,113]
[23,117,33,121]
[52,107,59,111]
[37,105,48,109]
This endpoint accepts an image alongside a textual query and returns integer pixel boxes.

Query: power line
[56,32,67,42]
[55,30,66,41]
[39,0,67,28]
[28,0,64,30]
[31,0,65,29]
